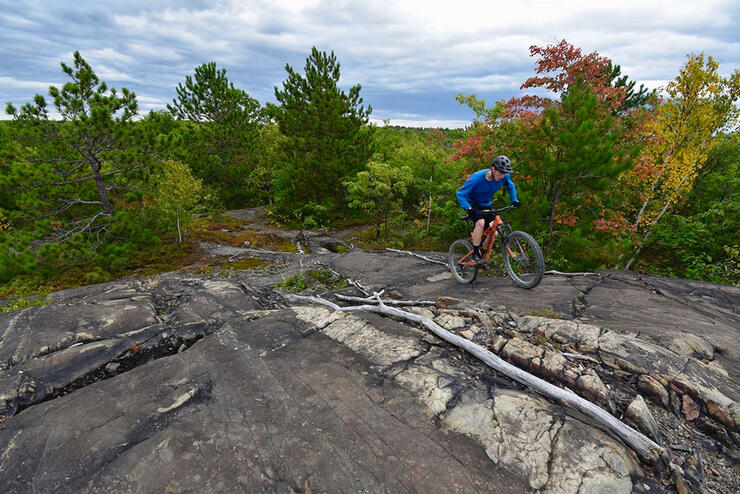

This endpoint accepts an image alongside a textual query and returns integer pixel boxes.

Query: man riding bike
[456,155,520,264]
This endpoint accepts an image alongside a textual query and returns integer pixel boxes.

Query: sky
[1,0,739,128]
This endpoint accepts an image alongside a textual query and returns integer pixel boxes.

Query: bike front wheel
[449,239,478,284]
[501,231,544,289]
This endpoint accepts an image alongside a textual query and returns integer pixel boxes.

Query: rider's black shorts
[468,207,495,224]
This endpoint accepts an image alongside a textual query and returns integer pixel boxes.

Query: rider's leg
[472,218,485,262]
[471,218,485,247]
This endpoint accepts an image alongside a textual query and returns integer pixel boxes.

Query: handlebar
[480,205,516,214]
[458,204,516,220]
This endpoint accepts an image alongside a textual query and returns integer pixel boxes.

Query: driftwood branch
[335,294,436,306]
[325,267,370,296]
[385,248,447,266]
[291,294,665,465]
[387,248,597,277]
[545,270,599,276]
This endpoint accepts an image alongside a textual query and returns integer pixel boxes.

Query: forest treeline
[1,41,738,305]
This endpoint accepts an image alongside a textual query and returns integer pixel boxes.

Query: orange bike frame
[460,215,511,266]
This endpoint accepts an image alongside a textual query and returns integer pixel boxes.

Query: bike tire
[501,231,544,289]
[449,238,478,284]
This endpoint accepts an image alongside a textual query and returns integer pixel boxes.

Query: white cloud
[1,0,738,123]
[136,94,170,111]
[0,76,56,91]
[85,48,135,65]
[93,65,136,83]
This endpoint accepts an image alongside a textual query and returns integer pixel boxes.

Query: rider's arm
[504,174,519,203]
[456,175,479,210]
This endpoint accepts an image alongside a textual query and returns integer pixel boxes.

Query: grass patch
[524,307,562,319]
[195,214,244,231]
[193,218,297,253]
[276,269,348,292]
[0,238,209,313]
[348,221,456,252]
[0,278,54,313]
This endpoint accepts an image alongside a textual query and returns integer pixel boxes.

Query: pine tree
[269,47,373,214]
[5,51,151,243]
[168,62,262,207]
[345,161,413,239]
[526,79,637,235]
[605,63,656,113]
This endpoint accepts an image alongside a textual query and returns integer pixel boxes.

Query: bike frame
[459,209,515,266]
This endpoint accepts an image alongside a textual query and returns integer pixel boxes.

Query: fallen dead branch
[290,293,665,466]
[545,270,598,276]
[387,248,598,277]
[325,267,370,296]
[335,294,436,306]
[385,248,447,266]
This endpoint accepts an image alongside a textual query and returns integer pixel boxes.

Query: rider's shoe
[472,251,484,264]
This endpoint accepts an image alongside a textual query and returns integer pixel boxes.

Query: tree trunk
[548,188,562,236]
[632,184,655,228]
[426,195,432,231]
[90,158,113,215]
[625,174,691,270]
[176,210,183,243]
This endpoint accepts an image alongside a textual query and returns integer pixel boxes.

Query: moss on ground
[276,269,348,292]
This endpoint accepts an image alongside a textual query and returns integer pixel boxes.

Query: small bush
[276,269,348,292]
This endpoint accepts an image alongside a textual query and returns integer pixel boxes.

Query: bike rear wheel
[501,231,544,289]
[449,239,478,284]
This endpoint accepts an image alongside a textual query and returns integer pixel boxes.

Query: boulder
[625,394,663,443]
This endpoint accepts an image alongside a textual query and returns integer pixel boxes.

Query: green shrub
[276,269,348,292]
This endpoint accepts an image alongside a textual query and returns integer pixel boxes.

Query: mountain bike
[448,205,545,288]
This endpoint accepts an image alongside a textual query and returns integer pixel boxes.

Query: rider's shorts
[467,207,495,224]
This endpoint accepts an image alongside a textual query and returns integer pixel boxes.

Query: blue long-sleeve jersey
[456,169,518,210]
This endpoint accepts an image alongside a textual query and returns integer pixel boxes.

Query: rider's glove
[512,201,521,209]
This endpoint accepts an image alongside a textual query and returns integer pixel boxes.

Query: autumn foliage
[451,40,737,275]
[1,40,738,296]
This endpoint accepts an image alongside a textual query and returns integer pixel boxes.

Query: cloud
[1,0,738,127]
[0,76,56,91]
[93,65,137,83]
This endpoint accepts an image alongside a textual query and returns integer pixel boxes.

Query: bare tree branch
[44,211,111,245]
[386,248,448,266]
[50,197,103,216]
[545,270,599,276]
[14,163,150,192]
[335,294,435,306]
[290,294,666,466]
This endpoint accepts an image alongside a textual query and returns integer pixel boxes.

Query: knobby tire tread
[502,230,544,289]
[449,238,478,284]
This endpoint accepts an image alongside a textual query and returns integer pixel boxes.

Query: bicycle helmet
[491,155,513,174]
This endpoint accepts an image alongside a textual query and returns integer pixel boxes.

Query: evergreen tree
[5,51,151,243]
[269,47,373,215]
[524,79,638,235]
[605,63,656,113]
[168,62,261,207]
